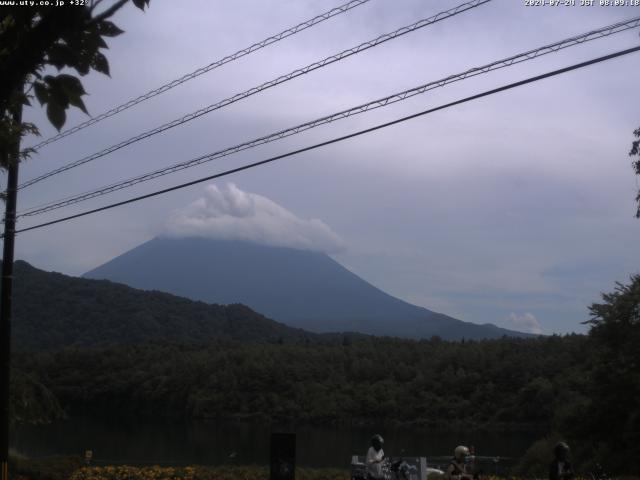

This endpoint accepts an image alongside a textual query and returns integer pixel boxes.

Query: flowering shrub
[69,465,350,480]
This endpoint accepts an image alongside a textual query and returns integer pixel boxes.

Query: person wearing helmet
[549,442,574,480]
[446,446,474,480]
[366,434,386,480]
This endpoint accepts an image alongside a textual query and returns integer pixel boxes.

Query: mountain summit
[84,236,530,340]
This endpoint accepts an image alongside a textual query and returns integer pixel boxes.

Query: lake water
[11,416,541,470]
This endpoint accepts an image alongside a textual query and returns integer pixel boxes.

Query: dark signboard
[270,433,296,480]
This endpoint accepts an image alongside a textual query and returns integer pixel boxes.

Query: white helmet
[454,446,470,461]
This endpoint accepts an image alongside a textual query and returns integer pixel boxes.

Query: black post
[270,433,296,480]
[0,106,21,480]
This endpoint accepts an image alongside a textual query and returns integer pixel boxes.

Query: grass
[9,454,83,480]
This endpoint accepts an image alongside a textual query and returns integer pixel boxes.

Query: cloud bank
[163,183,345,253]
[507,312,543,335]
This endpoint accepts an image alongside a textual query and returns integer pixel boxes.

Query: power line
[11,45,640,237]
[17,0,491,191]
[27,0,373,151]
[18,15,640,218]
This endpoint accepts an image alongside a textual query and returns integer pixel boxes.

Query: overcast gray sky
[12,0,640,334]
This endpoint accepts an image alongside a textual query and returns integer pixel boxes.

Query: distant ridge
[10,260,340,350]
[84,237,532,340]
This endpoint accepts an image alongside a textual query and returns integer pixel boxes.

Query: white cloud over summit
[507,313,543,335]
[163,183,345,253]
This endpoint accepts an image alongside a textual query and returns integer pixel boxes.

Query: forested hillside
[10,260,347,349]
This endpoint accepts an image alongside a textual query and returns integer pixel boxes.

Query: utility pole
[0,105,22,480]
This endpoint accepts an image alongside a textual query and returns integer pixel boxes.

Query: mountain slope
[11,260,326,350]
[84,237,530,340]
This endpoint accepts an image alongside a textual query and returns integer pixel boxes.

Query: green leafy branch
[0,0,151,168]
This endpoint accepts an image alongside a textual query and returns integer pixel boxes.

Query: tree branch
[89,0,107,14]
[89,0,129,25]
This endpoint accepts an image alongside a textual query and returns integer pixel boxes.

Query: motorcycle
[384,457,419,480]
[351,456,419,480]
[589,463,610,480]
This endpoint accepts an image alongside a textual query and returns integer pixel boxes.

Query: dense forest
[10,260,366,349]
[13,336,585,428]
[7,264,640,474]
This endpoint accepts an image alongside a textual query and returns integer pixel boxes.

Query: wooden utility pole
[0,105,22,480]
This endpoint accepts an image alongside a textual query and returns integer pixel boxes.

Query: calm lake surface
[12,416,541,469]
